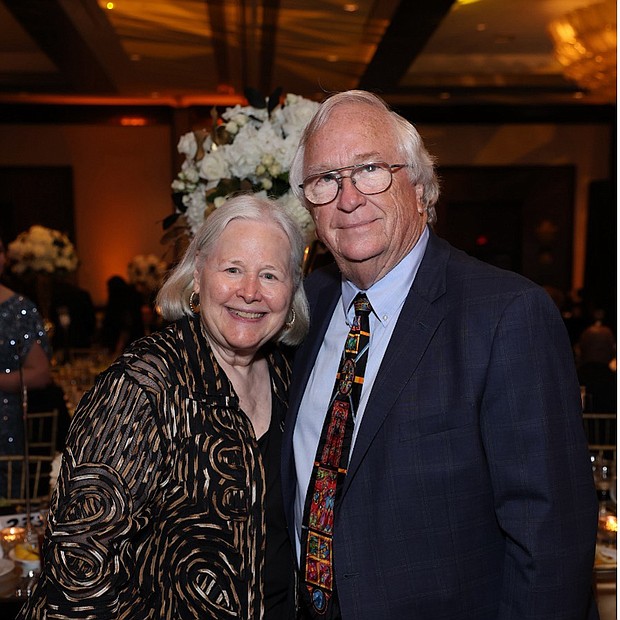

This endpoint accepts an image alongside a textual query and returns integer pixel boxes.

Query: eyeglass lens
[304,163,394,205]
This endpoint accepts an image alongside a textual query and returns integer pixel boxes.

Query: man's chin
[336,246,383,266]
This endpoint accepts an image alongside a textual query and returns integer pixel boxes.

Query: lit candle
[604,514,618,533]
[0,526,25,545]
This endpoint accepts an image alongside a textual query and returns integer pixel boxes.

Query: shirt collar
[340,225,429,326]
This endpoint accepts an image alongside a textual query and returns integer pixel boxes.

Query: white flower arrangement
[127,254,168,295]
[169,92,319,242]
[7,225,79,275]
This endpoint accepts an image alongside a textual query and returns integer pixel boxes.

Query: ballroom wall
[0,123,173,306]
[0,120,611,307]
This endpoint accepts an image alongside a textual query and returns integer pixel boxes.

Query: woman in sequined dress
[0,234,51,497]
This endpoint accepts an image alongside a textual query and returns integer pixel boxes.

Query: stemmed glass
[592,453,613,503]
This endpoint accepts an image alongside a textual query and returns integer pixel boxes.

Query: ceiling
[0,0,616,112]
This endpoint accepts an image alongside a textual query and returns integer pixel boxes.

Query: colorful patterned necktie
[300,293,372,617]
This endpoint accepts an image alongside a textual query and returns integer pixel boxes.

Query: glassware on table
[592,454,614,503]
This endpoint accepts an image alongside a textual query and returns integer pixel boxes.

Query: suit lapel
[343,231,450,491]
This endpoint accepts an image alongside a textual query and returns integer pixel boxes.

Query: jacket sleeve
[480,286,599,619]
[21,365,164,619]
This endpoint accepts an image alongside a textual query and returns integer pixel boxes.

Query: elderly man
[282,90,599,620]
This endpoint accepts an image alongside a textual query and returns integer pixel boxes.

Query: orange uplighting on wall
[119,117,149,126]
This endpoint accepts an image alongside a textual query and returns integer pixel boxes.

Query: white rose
[281,98,319,137]
[279,138,299,170]
[184,189,209,235]
[226,126,263,180]
[177,132,198,159]
[199,150,229,182]
[225,121,239,135]
[278,191,316,243]
[183,165,200,184]
[268,163,282,177]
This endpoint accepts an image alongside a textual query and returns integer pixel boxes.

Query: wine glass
[593,457,612,503]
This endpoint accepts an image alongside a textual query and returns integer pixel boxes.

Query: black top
[259,397,294,620]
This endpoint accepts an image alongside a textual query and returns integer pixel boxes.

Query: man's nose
[337,175,365,211]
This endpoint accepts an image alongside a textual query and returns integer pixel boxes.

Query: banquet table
[594,513,617,620]
[0,510,45,618]
[51,349,113,416]
[0,565,31,618]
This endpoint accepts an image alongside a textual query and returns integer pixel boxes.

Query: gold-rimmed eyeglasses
[299,162,409,206]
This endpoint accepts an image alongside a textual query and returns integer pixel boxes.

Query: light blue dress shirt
[292,226,429,561]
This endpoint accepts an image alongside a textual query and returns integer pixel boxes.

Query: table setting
[0,510,46,616]
[592,452,617,568]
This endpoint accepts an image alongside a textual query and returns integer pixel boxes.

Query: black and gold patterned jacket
[19,314,292,619]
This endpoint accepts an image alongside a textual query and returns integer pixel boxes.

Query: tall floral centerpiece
[7,225,79,326]
[167,90,319,243]
[7,225,78,276]
[127,253,168,301]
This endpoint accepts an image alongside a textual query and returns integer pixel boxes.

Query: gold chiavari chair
[583,413,617,460]
[26,410,59,458]
[0,455,54,507]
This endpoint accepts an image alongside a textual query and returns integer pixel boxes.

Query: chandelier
[547,0,616,98]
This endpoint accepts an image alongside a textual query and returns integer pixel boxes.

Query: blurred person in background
[99,275,145,358]
[49,276,97,353]
[0,232,51,496]
[576,321,616,413]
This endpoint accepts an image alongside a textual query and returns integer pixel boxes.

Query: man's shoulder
[304,262,341,298]
[438,237,539,294]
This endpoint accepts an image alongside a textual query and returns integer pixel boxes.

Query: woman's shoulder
[0,289,36,312]
[110,320,187,383]
[0,291,48,347]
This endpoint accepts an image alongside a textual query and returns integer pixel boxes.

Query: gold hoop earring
[284,308,296,330]
[189,291,201,314]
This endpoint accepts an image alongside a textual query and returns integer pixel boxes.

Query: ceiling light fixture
[548,0,616,98]
[343,3,359,12]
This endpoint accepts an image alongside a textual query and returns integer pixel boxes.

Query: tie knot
[353,293,372,316]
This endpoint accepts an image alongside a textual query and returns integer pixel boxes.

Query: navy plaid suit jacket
[283,228,599,619]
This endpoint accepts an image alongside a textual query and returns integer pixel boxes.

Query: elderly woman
[19,194,310,620]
